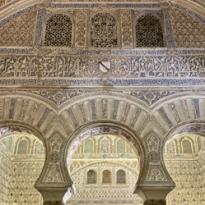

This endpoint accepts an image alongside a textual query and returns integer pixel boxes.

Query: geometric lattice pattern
[44,14,72,47]
[169,7,205,48]
[91,13,118,48]
[136,14,164,47]
[0,8,37,47]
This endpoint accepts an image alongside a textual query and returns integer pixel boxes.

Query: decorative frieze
[0,53,205,79]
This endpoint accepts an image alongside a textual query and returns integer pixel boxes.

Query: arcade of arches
[1,0,205,205]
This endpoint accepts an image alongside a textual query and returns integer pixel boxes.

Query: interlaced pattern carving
[169,7,205,48]
[44,14,72,47]
[0,8,37,47]
[136,14,164,47]
[91,13,118,48]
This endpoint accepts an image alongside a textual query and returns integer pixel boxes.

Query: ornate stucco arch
[163,121,205,142]
[144,95,205,202]
[0,121,45,140]
[0,1,205,204]
[55,93,175,202]
[0,93,72,204]
[161,121,205,196]
[64,122,145,184]
[59,92,148,185]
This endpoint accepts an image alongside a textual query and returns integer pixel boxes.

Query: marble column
[44,202,63,205]
[144,200,166,205]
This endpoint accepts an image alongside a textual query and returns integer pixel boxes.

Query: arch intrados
[0,121,47,150]
[162,121,205,157]
[64,122,145,186]
[165,121,205,141]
